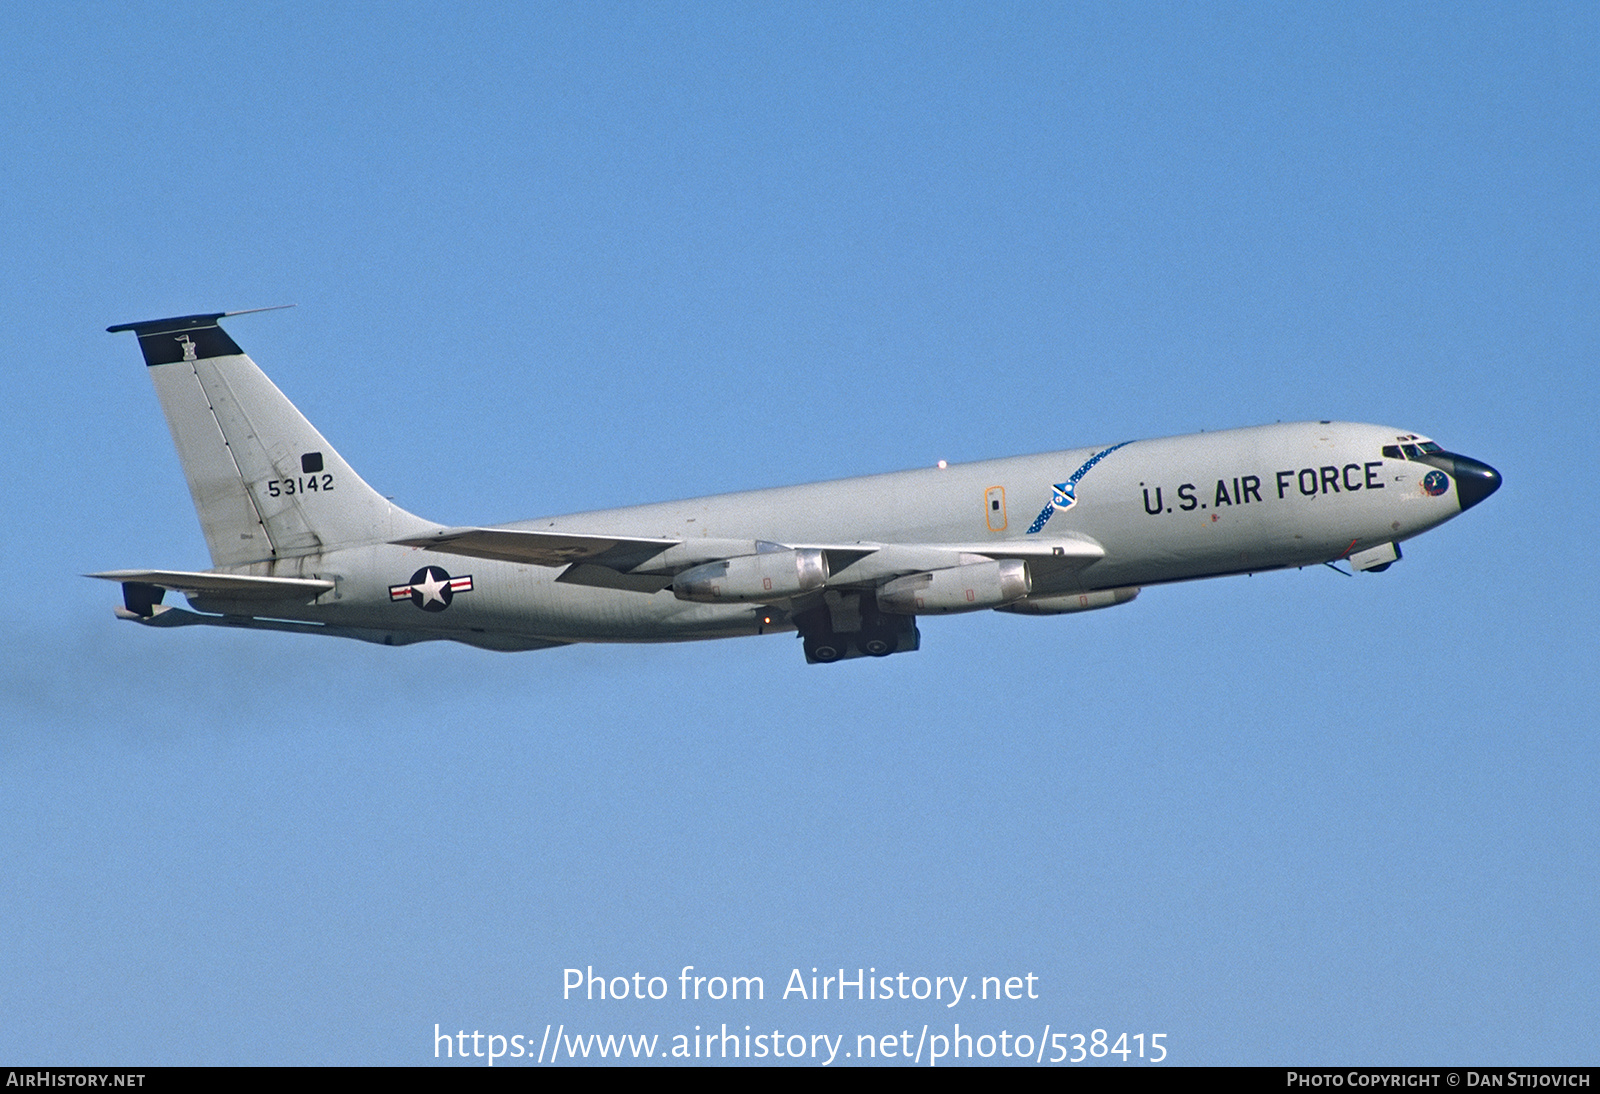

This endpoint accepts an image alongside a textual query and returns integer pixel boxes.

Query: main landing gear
[794,592,920,664]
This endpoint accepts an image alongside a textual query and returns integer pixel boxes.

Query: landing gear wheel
[804,633,847,663]
[857,627,895,657]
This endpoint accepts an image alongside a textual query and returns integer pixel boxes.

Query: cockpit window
[1384,438,1444,461]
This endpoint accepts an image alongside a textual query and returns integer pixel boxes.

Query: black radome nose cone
[1450,454,1502,511]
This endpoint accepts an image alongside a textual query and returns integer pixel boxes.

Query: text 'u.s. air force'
[1139,463,1385,515]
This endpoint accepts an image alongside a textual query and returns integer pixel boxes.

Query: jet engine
[672,547,829,602]
[995,586,1140,615]
[875,559,1031,615]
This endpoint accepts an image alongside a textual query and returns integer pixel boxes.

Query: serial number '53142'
[265,474,334,497]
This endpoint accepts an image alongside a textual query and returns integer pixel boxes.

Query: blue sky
[2,2,1595,1065]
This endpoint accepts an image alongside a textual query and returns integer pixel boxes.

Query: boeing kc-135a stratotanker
[93,311,1501,664]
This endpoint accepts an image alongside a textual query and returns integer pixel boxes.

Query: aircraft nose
[1448,453,1502,511]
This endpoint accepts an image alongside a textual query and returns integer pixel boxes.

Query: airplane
[92,310,1501,664]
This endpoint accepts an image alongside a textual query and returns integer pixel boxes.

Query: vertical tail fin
[109,311,436,567]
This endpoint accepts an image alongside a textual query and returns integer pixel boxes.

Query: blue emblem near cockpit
[1422,470,1449,497]
[1027,441,1133,534]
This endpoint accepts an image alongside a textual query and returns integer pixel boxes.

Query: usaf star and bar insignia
[390,566,473,612]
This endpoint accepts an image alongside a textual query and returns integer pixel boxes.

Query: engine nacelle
[876,559,1031,615]
[994,586,1140,615]
[672,547,829,602]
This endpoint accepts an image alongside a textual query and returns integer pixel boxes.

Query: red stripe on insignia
[389,586,412,599]
[449,577,473,591]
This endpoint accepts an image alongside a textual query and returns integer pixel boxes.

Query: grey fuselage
[191,421,1482,648]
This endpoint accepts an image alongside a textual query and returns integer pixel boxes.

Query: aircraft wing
[821,536,1103,586]
[394,528,877,576]
[394,527,1102,586]
[954,537,1104,563]
[392,527,680,570]
[87,569,335,598]
[394,527,1103,597]
[956,537,1106,587]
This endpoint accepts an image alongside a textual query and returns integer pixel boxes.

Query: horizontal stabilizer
[88,569,334,599]
[105,601,569,652]
[393,527,679,570]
